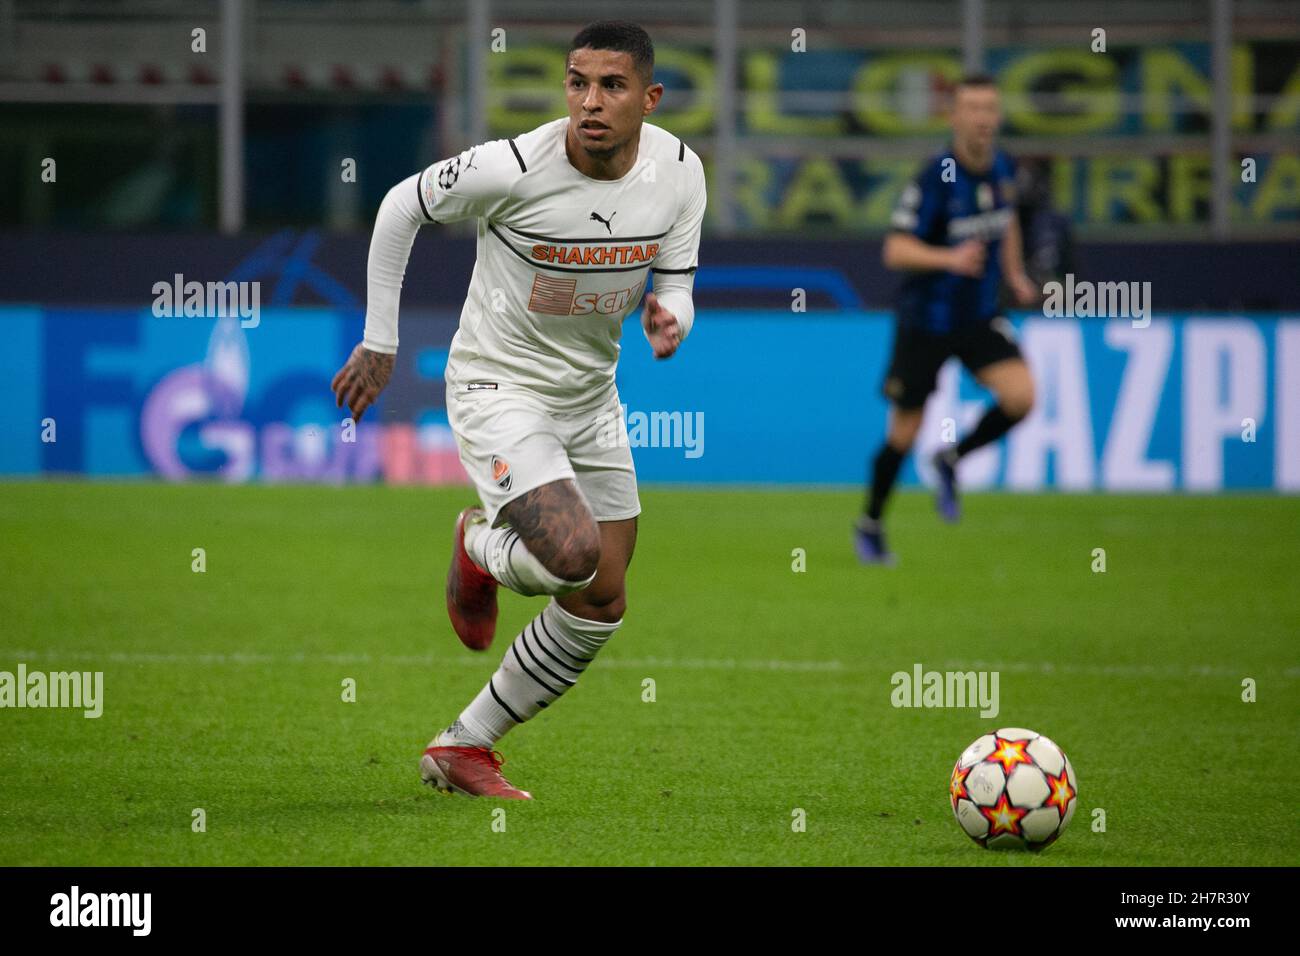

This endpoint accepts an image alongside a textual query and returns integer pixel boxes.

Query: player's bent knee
[550,567,599,597]
[888,412,924,452]
[502,539,599,597]
[561,589,626,624]
[526,548,598,596]
[542,538,601,586]
[888,433,918,455]
[594,594,626,623]
[1001,386,1034,421]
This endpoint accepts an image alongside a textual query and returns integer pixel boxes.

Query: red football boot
[446,507,498,651]
[420,746,533,800]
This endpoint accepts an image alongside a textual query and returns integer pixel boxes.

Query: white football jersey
[408,117,705,411]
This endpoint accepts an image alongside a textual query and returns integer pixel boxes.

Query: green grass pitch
[0,482,1295,866]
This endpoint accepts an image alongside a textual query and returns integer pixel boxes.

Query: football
[950,727,1078,851]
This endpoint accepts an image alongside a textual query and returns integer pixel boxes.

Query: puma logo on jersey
[491,455,512,491]
[589,210,616,234]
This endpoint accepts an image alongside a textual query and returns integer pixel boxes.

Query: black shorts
[881,316,1023,409]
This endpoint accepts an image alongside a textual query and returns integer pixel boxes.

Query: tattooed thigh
[498,479,601,582]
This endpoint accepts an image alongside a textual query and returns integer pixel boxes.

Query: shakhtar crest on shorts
[491,455,512,491]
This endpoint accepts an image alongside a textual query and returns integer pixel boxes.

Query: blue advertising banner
[2,306,1296,491]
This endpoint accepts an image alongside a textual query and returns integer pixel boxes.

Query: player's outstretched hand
[331,343,395,422]
[947,239,987,278]
[641,292,681,360]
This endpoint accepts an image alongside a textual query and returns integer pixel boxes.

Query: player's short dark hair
[568,20,655,86]
[955,73,998,93]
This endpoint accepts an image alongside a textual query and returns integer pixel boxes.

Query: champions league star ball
[949,727,1078,851]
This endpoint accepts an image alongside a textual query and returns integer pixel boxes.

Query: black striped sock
[453,599,620,745]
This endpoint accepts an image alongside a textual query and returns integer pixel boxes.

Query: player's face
[950,85,1001,154]
[565,48,659,158]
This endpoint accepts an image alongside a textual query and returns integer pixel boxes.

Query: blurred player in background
[1014,156,1076,290]
[330,20,706,797]
[855,74,1038,565]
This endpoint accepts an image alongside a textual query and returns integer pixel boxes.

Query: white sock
[466,518,595,597]
[440,598,620,748]
[463,512,492,566]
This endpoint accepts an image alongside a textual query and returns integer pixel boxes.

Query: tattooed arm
[338,145,516,421]
[327,173,420,422]
[330,170,428,422]
[330,344,394,422]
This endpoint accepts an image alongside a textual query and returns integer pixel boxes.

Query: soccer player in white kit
[330,21,705,799]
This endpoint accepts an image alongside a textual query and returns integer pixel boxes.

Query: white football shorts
[446,380,641,526]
